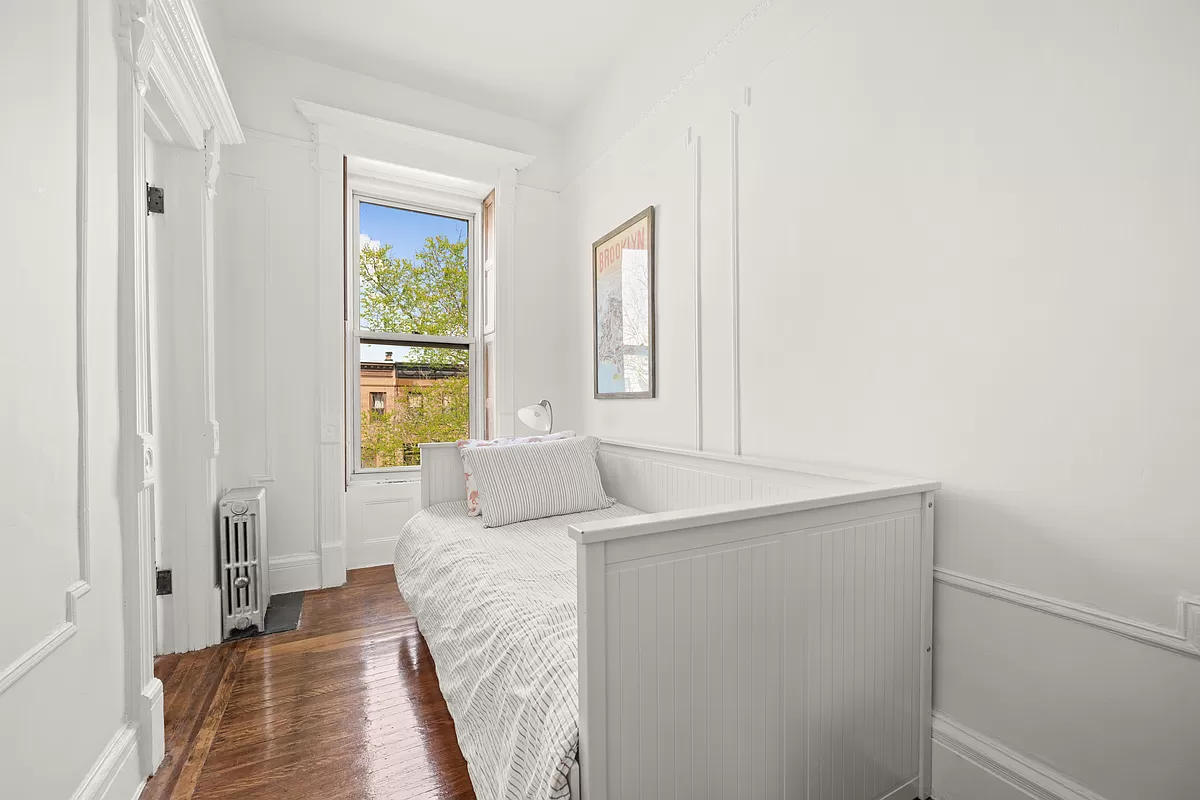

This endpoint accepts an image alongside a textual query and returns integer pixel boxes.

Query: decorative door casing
[115,0,242,774]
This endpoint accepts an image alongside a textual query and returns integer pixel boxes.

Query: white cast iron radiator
[218,487,269,638]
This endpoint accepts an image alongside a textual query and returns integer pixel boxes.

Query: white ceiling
[209,0,695,125]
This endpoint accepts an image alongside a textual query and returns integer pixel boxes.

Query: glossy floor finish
[142,566,475,800]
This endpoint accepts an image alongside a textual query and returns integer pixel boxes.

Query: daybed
[395,438,938,800]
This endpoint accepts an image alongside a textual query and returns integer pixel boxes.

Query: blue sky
[359,202,466,258]
[359,203,468,363]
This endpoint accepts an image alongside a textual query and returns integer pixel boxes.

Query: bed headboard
[419,439,928,512]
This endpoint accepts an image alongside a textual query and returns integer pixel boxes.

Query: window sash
[353,340,472,474]
[356,331,473,347]
[354,193,473,340]
[348,190,481,477]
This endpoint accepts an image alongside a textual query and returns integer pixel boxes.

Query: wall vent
[218,487,269,639]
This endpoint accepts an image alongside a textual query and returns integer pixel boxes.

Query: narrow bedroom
[2,1,1198,800]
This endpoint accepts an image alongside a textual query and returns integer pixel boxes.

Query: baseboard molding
[881,777,920,800]
[69,722,144,800]
[139,677,164,774]
[321,541,348,588]
[347,535,400,570]
[932,713,1104,800]
[934,567,1200,661]
[209,585,223,647]
[268,552,322,594]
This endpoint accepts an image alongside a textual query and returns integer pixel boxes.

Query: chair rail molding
[933,712,1107,800]
[935,567,1200,660]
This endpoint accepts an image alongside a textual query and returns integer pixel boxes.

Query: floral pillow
[456,431,575,515]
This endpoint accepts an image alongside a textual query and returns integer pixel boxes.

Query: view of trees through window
[357,202,470,469]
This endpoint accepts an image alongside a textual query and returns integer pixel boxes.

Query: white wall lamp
[517,399,554,433]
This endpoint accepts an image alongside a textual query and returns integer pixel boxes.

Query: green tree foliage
[359,234,468,368]
[359,233,471,467]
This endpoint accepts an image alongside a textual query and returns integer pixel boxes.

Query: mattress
[393,500,640,800]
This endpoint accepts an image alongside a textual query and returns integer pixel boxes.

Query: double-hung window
[349,190,479,474]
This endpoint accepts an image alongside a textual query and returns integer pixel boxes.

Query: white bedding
[393,500,640,800]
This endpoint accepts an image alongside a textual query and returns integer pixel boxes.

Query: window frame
[346,181,483,480]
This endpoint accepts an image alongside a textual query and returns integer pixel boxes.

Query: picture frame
[592,206,656,399]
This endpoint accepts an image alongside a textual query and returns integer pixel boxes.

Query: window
[350,194,478,473]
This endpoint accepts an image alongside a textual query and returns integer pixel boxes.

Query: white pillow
[456,431,575,515]
[461,435,612,528]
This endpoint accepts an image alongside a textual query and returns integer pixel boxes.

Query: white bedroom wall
[0,1,143,798]
[211,36,574,580]
[215,132,325,587]
[513,185,577,432]
[210,37,563,190]
[561,2,1200,799]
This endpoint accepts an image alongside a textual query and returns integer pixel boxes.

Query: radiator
[218,487,269,639]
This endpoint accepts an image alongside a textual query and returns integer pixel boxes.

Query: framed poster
[593,206,655,399]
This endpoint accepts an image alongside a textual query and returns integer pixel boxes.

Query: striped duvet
[393,501,640,799]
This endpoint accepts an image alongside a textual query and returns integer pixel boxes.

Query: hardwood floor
[142,566,475,800]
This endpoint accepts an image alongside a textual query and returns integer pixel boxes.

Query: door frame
[115,0,242,776]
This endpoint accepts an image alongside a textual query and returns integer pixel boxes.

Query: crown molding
[118,0,243,149]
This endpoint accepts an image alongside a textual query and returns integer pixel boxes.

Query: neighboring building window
[351,195,476,472]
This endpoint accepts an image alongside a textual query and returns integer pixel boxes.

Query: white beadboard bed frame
[418,439,939,800]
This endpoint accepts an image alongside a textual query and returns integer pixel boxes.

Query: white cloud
[359,232,381,250]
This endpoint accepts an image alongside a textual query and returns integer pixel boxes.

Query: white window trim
[345,175,485,482]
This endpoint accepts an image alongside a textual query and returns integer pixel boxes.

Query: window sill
[348,472,422,488]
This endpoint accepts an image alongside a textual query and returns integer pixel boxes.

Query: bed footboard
[571,488,935,800]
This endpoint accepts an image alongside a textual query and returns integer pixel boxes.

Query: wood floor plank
[170,639,250,799]
[142,566,475,800]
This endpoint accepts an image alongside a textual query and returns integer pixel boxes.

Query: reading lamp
[517,399,554,433]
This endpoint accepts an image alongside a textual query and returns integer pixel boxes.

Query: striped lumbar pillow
[456,431,575,515]
[461,435,613,528]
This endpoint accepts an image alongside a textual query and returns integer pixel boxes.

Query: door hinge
[147,183,165,215]
[156,569,173,596]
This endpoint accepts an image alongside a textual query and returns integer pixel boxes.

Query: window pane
[359,343,469,468]
[358,202,469,336]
